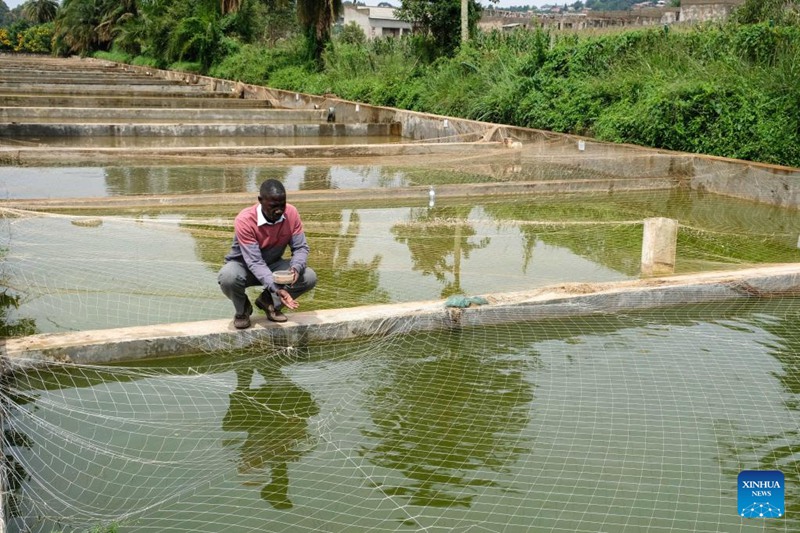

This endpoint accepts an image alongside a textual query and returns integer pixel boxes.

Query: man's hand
[277,288,299,309]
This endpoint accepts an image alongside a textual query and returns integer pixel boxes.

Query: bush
[168,61,203,73]
[93,49,133,63]
[338,22,366,46]
[210,44,265,83]
[0,29,13,50]
[14,23,53,54]
[209,37,309,84]
[131,56,161,68]
[267,65,319,92]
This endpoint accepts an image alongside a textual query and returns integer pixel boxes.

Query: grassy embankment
[100,22,800,168]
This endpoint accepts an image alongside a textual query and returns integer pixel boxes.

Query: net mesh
[3,152,800,532]
[2,301,800,532]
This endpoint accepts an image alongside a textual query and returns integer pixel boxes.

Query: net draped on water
[2,298,800,532]
[3,151,800,334]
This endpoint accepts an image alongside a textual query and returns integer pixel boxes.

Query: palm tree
[22,0,59,23]
[297,0,343,65]
[54,0,101,56]
[95,0,137,46]
[221,0,242,15]
[167,0,222,69]
[54,0,139,56]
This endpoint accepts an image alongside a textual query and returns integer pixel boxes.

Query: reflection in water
[0,369,33,522]
[1,243,36,337]
[306,206,391,310]
[1,299,800,530]
[715,305,800,524]
[298,166,332,191]
[482,189,800,275]
[360,328,535,508]
[0,165,434,199]
[392,205,490,298]
[222,359,320,510]
[0,289,36,338]
[104,166,266,196]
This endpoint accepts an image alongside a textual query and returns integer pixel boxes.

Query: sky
[4,0,558,10]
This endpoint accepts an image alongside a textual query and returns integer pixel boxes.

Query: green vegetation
[1,247,36,337]
[396,0,482,56]
[1,0,799,167]
[584,0,642,10]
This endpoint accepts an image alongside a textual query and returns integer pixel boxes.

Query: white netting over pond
[1,150,800,532]
[2,299,800,532]
[2,154,800,335]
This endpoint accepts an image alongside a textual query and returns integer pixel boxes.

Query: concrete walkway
[3,264,799,369]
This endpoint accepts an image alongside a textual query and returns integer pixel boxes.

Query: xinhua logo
[738,470,784,518]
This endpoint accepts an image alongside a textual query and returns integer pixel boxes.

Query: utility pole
[461,0,468,43]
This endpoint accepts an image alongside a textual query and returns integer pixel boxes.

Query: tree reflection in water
[1,243,36,337]
[359,327,535,508]
[392,205,489,299]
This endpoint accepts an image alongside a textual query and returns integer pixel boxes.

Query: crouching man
[218,179,317,329]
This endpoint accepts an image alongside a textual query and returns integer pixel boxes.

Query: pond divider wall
[3,264,800,369]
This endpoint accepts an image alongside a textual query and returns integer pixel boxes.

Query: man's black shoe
[233,298,253,329]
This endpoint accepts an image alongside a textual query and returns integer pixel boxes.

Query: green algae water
[3,181,800,334]
[4,298,799,532]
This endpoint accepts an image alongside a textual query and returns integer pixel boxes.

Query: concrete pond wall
[4,264,800,368]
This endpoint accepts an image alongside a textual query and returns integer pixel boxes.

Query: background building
[342,5,413,39]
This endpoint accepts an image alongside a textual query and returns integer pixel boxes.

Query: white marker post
[641,217,678,276]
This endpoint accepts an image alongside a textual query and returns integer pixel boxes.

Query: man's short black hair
[260,179,286,198]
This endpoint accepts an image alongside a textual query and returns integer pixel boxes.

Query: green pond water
[0,165,459,198]
[3,298,799,532]
[2,164,800,334]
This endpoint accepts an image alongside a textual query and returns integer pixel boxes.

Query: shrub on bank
[209,37,311,85]
[302,23,800,167]
[13,23,53,54]
[0,29,12,50]
[130,56,161,68]
[169,61,203,73]
[94,50,133,64]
